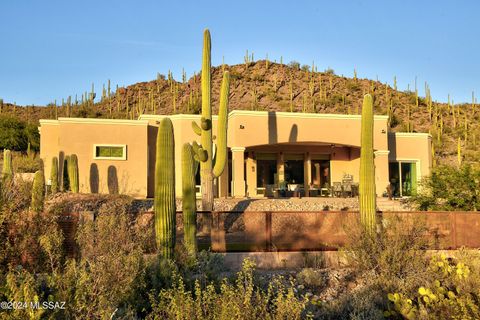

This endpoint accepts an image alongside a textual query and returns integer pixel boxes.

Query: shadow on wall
[268,112,299,145]
[268,111,277,145]
[89,163,99,193]
[288,124,298,143]
[107,165,119,195]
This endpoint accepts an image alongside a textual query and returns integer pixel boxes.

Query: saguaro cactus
[191,29,230,211]
[31,170,45,212]
[51,157,59,194]
[2,149,13,180]
[359,94,376,234]
[154,118,176,259]
[68,154,79,193]
[457,137,462,167]
[182,143,197,256]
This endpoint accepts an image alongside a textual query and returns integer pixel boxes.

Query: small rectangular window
[93,144,127,160]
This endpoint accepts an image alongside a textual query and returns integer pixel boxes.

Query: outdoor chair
[352,183,359,197]
[343,182,352,197]
[308,184,320,197]
[332,182,342,197]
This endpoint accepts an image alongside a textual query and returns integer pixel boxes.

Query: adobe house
[39,110,432,199]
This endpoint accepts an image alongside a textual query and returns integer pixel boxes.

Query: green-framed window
[93,144,127,160]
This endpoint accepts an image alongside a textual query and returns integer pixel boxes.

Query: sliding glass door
[389,161,417,197]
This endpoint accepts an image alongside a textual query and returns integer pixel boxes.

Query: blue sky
[0,0,479,106]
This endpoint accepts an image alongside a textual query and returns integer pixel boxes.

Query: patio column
[304,152,311,194]
[246,151,257,197]
[314,163,320,185]
[231,147,246,197]
[374,150,390,197]
[277,152,285,183]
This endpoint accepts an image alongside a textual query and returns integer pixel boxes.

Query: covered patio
[241,142,362,198]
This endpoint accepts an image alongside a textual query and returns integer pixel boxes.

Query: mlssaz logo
[30,301,66,310]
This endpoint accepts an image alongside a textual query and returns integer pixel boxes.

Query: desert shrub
[389,113,401,128]
[288,61,300,70]
[296,268,327,290]
[63,210,147,319]
[385,252,480,319]
[346,81,361,91]
[148,259,309,320]
[12,152,42,173]
[343,215,430,289]
[318,215,432,318]
[410,164,480,211]
[324,68,335,75]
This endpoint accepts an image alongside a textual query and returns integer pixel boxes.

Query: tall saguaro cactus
[31,170,45,212]
[154,118,176,259]
[182,143,197,256]
[2,149,13,180]
[51,157,59,194]
[191,29,230,211]
[359,94,376,234]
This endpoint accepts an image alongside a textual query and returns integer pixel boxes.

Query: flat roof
[40,117,149,126]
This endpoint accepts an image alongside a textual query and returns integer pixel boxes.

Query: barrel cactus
[191,29,230,211]
[50,157,59,194]
[2,149,13,180]
[182,143,197,257]
[154,118,176,259]
[31,170,45,212]
[68,154,79,193]
[359,94,376,233]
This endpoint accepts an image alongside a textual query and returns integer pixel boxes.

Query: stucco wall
[39,112,431,199]
[40,118,149,197]
[388,132,432,180]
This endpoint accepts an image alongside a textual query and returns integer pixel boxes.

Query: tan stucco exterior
[39,110,432,198]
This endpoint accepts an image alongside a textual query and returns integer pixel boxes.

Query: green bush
[0,116,39,151]
[410,164,480,211]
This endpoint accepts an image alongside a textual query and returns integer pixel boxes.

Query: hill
[1,60,478,166]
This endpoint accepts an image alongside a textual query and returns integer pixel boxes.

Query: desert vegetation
[1,177,480,319]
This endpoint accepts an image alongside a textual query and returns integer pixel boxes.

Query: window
[93,144,127,160]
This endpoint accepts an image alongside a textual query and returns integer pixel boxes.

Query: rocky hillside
[1,61,478,166]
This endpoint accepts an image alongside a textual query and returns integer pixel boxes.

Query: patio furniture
[256,187,266,196]
[265,184,275,197]
[332,182,342,197]
[343,182,352,197]
[320,187,330,197]
[342,174,353,183]
[351,183,359,197]
[308,186,320,197]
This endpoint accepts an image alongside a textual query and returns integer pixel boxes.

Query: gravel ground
[133,197,411,212]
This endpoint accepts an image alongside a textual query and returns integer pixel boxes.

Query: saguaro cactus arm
[212,71,230,178]
[192,121,202,136]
